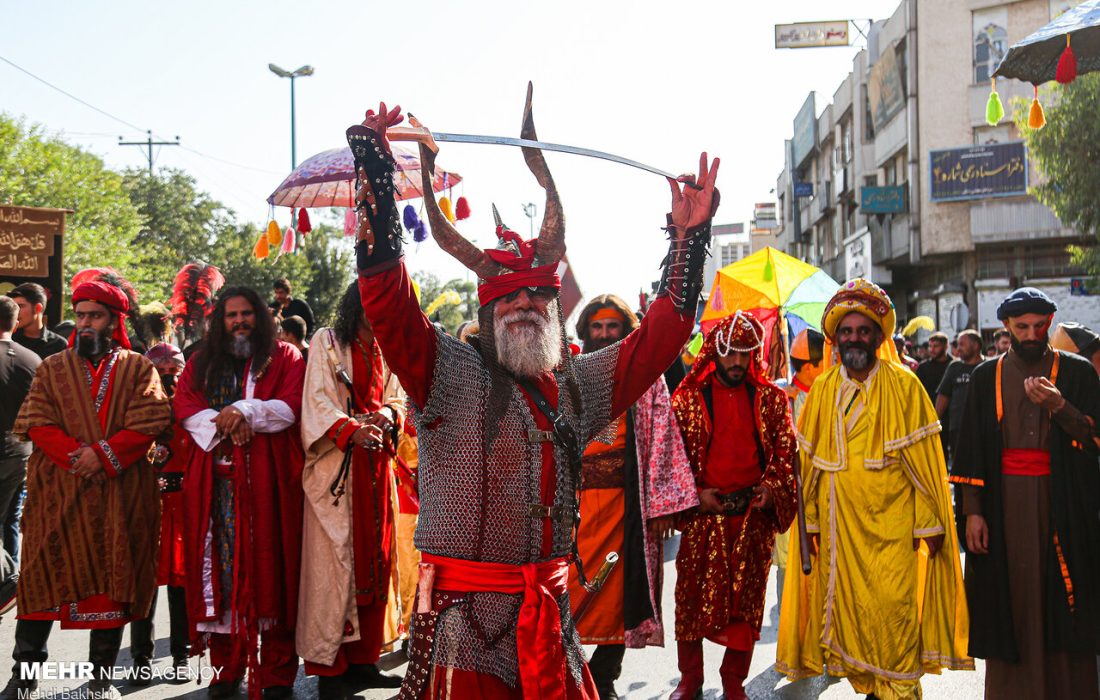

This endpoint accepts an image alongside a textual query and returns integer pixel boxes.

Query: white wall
[977,277,1100,332]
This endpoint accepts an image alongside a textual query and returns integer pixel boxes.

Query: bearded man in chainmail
[345,86,720,700]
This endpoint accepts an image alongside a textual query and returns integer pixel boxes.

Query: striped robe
[13,348,170,625]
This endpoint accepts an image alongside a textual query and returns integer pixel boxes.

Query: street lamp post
[522,203,537,237]
[268,63,315,168]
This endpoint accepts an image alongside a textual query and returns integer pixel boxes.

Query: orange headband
[591,307,626,323]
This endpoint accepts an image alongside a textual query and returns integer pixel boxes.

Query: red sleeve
[268,343,306,419]
[92,429,156,478]
[27,426,80,472]
[357,261,438,408]
[610,296,694,417]
[326,418,358,452]
[173,358,210,422]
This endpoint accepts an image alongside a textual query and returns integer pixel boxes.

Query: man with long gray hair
[346,89,720,700]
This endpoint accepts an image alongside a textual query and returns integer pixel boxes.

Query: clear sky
[2,0,897,313]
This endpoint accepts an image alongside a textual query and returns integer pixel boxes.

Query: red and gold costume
[670,312,797,698]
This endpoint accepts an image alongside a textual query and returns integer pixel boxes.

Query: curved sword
[389,125,681,181]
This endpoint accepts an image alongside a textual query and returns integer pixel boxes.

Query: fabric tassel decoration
[985,79,1005,126]
[297,208,312,233]
[413,220,428,243]
[438,196,456,223]
[281,227,295,255]
[1056,34,1077,84]
[343,208,357,237]
[266,219,282,247]
[1028,85,1046,130]
[403,204,420,232]
[253,232,269,259]
[455,196,471,220]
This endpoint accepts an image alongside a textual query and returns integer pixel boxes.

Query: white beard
[494,302,562,378]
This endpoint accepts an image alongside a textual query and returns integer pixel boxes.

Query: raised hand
[668,152,721,235]
[361,101,404,155]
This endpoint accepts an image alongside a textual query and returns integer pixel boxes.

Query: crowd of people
[0,100,1097,700]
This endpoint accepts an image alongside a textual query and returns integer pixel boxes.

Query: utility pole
[118,130,180,173]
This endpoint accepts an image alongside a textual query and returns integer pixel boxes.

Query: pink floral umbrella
[266,144,461,209]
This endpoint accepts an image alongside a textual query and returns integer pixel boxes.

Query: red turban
[71,281,132,349]
[477,227,562,306]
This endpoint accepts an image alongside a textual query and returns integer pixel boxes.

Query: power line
[178,146,285,176]
[0,53,146,134]
[1,52,284,211]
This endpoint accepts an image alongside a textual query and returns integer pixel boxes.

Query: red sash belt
[421,553,570,700]
[1001,448,1051,476]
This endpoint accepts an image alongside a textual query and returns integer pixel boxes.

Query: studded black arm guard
[656,214,712,312]
[346,124,404,275]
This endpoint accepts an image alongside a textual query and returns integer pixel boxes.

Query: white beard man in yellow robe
[775,279,972,699]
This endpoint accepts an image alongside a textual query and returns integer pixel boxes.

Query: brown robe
[13,349,170,619]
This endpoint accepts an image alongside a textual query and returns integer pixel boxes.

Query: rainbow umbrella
[700,246,839,376]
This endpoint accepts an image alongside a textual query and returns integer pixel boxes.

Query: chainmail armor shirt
[357,262,694,688]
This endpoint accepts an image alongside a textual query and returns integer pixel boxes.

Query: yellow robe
[776,360,971,700]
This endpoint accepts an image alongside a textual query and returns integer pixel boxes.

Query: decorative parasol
[700,246,839,378]
[266,144,461,209]
[986,0,1100,128]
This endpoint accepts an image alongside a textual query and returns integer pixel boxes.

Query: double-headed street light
[268,63,315,168]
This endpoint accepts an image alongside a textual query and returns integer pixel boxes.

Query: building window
[973,8,1008,84]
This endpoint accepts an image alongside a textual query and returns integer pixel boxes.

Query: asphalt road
[0,535,987,699]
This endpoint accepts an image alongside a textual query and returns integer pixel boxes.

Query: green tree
[1015,74,1100,279]
[0,114,144,297]
[120,167,235,298]
[213,221,353,329]
[412,271,477,333]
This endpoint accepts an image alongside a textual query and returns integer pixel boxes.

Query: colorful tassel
[297,208,312,233]
[281,227,295,255]
[1056,34,1077,84]
[1028,85,1046,130]
[266,220,282,247]
[253,232,269,259]
[438,196,456,223]
[413,221,428,243]
[985,79,1005,126]
[403,204,420,232]
[343,208,357,237]
[455,196,471,220]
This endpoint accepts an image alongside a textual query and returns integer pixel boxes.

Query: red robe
[155,429,189,587]
[175,343,305,650]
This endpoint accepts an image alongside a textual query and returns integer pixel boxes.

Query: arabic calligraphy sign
[775,21,850,49]
[0,205,67,323]
[929,142,1028,202]
[860,186,907,214]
